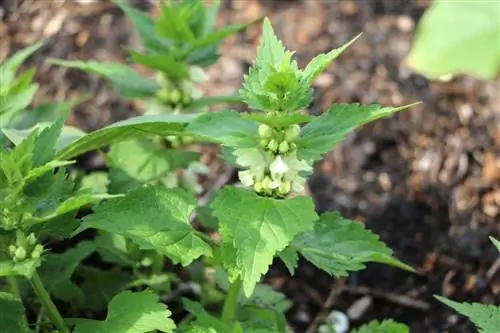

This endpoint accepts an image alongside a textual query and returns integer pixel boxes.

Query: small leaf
[0,258,40,278]
[291,212,413,276]
[188,21,252,53]
[73,291,175,333]
[48,59,160,98]
[408,0,500,79]
[351,319,409,333]
[435,296,500,333]
[55,113,198,160]
[0,292,31,333]
[129,50,189,80]
[212,187,318,296]
[76,186,211,266]
[0,41,43,85]
[156,3,195,43]
[489,236,500,253]
[302,33,361,85]
[297,103,418,161]
[186,110,260,148]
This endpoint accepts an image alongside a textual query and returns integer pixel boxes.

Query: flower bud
[31,245,44,259]
[258,124,273,138]
[254,181,264,193]
[278,141,289,154]
[267,139,278,152]
[14,247,26,261]
[156,90,170,103]
[8,245,17,256]
[170,90,181,104]
[27,233,37,246]
[279,181,291,194]
[285,125,301,141]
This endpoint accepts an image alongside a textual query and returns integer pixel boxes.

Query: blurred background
[1,0,499,332]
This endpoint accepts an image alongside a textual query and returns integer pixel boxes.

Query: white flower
[234,148,269,168]
[238,170,254,187]
[270,156,290,174]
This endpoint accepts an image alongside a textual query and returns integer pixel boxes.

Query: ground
[1,0,499,332]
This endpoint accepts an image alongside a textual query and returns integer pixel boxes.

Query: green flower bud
[156,89,171,103]
[14,247,26,261]
[258,124,273,138]
[181,94,191,105]
[278,141,290,154]
[31,245,44,259]
[170,90,181,104]
[27,233,37,246]
[8,245,17,256]
[285,125,301,141]
[260,138,270,148]
[141,257,153,267]
[279,181,291,194]
[267,139,278,152]
[254,181,264,193]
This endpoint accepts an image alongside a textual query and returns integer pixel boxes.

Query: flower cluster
[8,233,44,262]
[236,124,312,197]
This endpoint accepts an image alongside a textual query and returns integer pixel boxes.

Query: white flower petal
[238,170,254,187]
[270,156,290,174]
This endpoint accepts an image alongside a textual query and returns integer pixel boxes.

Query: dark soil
[2,0,499,332]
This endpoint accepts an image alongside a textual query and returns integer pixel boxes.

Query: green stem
[221,278,242,323]
[7,275,29,328]
[30,271,70,333]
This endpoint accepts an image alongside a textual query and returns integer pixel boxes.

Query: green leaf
[290,212,413,276]
[40,241,96,306]
[115,0,171,52]
[0,84,39,124]
[48,59,160,98]
[31,112,68,167]
[55,113,199,160]
[28,212,79,240]
[188,21,252,52]
[278,246,298,276]
[435,296,500,333]
[0,292,31,333]
[302,33,361,85]
[408,0,500,79]
[185,94,244,112]
[489,236,500,253]
[211,187,318,296]
[73,291,175,333]
[79,171,109,194]
[76,186,211,266]
[78,265,133,311]
[156,3,196,43]
[129,50,189,80]
[0,41,43,85]
[186,110,260,148]
[0,258,40,278]
[351,319,409,333]
[297,103,417,161]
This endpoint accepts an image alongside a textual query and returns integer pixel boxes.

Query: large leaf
[48,59,160,98]
[73,291,175,333]
[186,110,260,148]
[0,292,31,333]
[435,296,500,333]
[289,212,413,276]
[408,0,500,79]
[55,113,199,160]
[350,319,409,333]
[76,186,211,266]
[211,187,318,296]
[297,103,417,161]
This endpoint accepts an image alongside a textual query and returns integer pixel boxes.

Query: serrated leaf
[115,0,171,52]
[77,265,133,311]
[211,187,318,296]
[351,319,409,333]
[0,84,39,124]
[302,33,361,85]
[73,291,175,333]
[40,241,96,306]
[156,3,196,43]
[489,236,500,253]
[291,212,412,276]
[76,186,211,266]
[186,110,260,148]
[188,21,252,53]
[48,59,160,98]
[24,160,75,182]
[0,292,31,333]
[28,212,79,240]
[297,103,417,161]
[55,113,199,160]
[31,113,68,167]
[435,296,500,333]
[408,0,500,79]
[278,246,298,276]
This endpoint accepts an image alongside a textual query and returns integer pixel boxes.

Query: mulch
[1,0,499,332]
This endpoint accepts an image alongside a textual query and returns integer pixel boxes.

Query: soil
[1,0,499,332]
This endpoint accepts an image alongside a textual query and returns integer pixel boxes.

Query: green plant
[408,0,500,80]
[434,237,500,333]
[0,16,421,333]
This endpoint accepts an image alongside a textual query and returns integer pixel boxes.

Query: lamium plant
[11,14,499,333]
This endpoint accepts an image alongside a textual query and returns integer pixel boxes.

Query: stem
[221,278,242,323]
[7,275,29,328]
[30,271,70,333]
